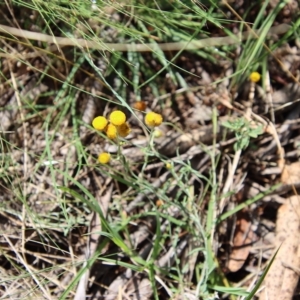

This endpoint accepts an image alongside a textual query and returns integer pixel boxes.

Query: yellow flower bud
[153,129,163,138]
[165,162,172,169]
[156,199,164,207]
[106,124,117,139]
[92,116,108,131]
[145,112,163,127]
[133,101,147,111]
[249,72,261,83]
[98,152,110,164]
[109,110,126,126]
[117,122,131,138]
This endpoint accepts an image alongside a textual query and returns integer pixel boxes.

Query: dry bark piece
[259,195,300,300]
[281,161,300,185]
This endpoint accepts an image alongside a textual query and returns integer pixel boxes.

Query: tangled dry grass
[1,1,300,299]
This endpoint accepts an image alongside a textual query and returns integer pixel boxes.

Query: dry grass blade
[74,184,113,300]
[3,234,52,300]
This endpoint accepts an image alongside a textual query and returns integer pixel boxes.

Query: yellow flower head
[145,112,163,127]
[98,152,110,164]
[109,110,126,126]
[92,116,108,131]
[106,124,117,139]
[117,122,131,138]
[249,72,261,83]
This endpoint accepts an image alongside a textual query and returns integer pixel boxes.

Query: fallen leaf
[228,212,256,272]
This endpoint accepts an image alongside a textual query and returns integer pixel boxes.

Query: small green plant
[222,117,263,151]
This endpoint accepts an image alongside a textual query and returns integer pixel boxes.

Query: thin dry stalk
[9,65,28,263]
[0,23,291,52]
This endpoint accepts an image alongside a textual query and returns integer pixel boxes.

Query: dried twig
[0,23,291,52]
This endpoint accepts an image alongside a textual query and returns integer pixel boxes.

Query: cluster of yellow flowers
[92,110,130,140]
[93,110,163,164]
[144,112,163,127]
